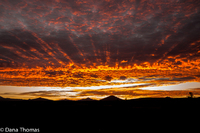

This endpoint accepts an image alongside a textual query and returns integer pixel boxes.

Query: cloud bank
[0,0,199,68]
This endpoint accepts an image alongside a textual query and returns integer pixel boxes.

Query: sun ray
[69,36,85,60]
[55,43,79,67]
[89,34,98,59]
[156,43,179,64]
[31,32,66,66]
[8,32,40,60]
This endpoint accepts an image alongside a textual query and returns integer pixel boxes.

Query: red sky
[0,0,200,100]
[0,0,199,69]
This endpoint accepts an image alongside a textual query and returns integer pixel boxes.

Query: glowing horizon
[0,81,200,100]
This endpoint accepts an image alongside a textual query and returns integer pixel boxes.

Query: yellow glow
[0,61,199,100]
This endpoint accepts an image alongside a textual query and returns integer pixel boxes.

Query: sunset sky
[0,0,200,100]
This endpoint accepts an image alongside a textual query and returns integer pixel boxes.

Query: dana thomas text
[0,127,40,132]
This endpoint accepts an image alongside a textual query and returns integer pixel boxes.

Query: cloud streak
[1,82,200,100]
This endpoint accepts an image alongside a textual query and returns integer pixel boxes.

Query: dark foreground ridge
[0,95,199,133]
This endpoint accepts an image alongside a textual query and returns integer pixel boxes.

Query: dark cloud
[104,75,112,81]
[0,0,199,68]
[195,74,200,78]
[137,76,196,82]
[173,61,182,65]
[45,71,64,77]
[73,72,84,78]
[19,90,76,97]
[171,76,196,81]
[78,89,200,98]
[119,76,127,80]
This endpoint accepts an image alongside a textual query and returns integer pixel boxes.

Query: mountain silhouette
[57,98,72,101]
[0,96,23,101]
[30,97,52,101]
[0,96,4,99]
[100,95,122,101]
[78,97,96,101]
[0,96,6,101]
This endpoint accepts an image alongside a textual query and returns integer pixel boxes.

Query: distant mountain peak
[58,98,71,101]
[79,97,96,101]
[0,96,5,100]
[100,95,122,101]
[0,96,23,101]
[30,97,52,101]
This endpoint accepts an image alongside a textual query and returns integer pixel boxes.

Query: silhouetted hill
[0,96,4,100]
[100,95,123,101]
[78,97,97,101]
[29,97,52,101]
[1,96,199,133]
[0,96,23,101]
[57,98,72,101]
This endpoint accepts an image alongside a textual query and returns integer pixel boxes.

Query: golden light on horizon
[0,63,200,100]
